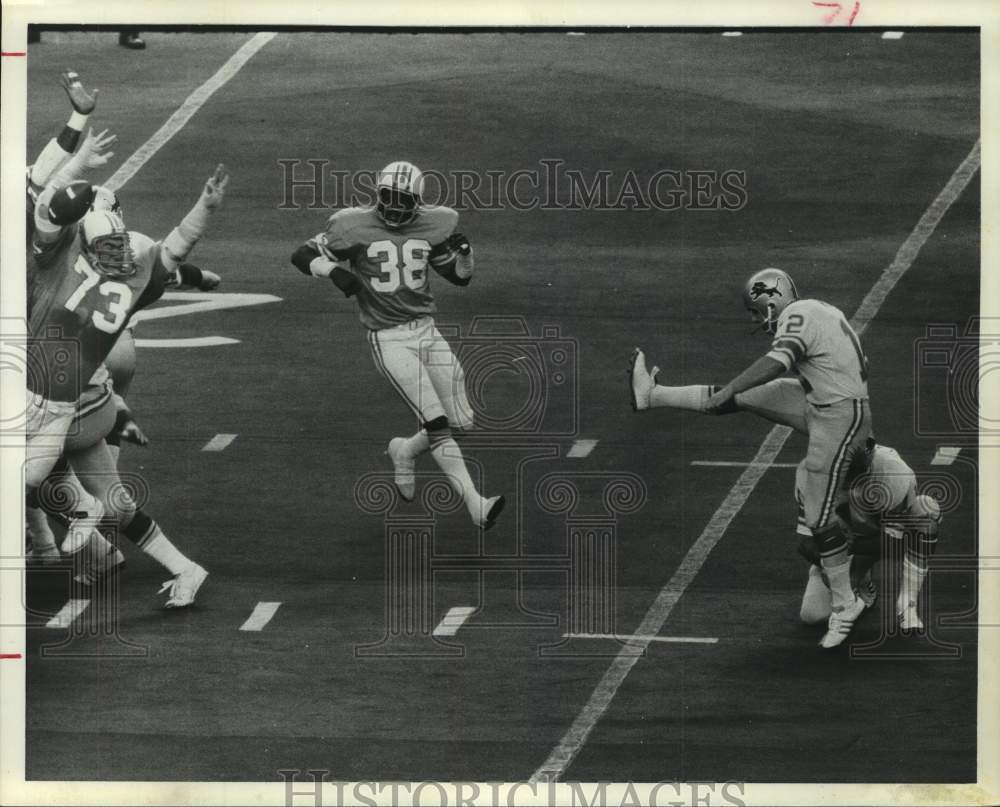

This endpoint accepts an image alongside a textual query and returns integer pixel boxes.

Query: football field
[23,30,979,783]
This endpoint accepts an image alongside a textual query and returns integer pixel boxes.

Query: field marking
[136,336,239,348]
[104,32,276,193]
[565,633,718,645]
[202,433,237,452]
[931,446,961,465]
[239,602,281,632]
[691,460,798,468]
[567,439,598,458]
[432,606,476,637]
[131,292,283,325]
[45,599,90,629]
[530,139,981,783]
[882,31,905,39]
[722,31,743,37]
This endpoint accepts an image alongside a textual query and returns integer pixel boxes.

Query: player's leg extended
[68,440,207,607]
[423,325,475,431]
[104,330,137,466]
[629,350,808,435]
[371,326,503,528]
[897,495,941,631]
[802,400,871,647]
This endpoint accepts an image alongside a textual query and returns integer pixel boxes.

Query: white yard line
[105,32,276,192]
[239,602,281,632]
[45,599,90,629]
[565,633,718,644]
[691,460,799,468]
[432,606,476,637]
[202,434,237,452]
[882,31,905,39]
[567,439,598,458]
[135,336,239,348]
[530,139,981,784]
[722,32,743,37]
[930,446,962,465]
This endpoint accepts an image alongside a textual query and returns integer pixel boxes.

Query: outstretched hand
[80,128,117,168]
[200,163,230,210]
[60,70,98,115]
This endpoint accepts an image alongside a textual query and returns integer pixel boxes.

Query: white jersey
[766,298,869,405]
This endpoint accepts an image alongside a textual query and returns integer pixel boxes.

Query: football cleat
[387,437,416,502]
[853,567,878,608]
[897,601,925,633]
[628,348,659,412]
[475,495,506,531]
[819,594,866,649]
[159,563,208,609]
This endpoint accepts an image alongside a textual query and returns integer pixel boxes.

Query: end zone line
[530,139,981,784]
[105,32,276,193]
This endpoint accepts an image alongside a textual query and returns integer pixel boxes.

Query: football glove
[447,231,471,256]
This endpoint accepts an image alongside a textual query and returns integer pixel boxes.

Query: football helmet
[375,161,423,228]
[90,184,123,219]
[80,210,134,279]
[742,268,799,334]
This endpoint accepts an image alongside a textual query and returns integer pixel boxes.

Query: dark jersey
[28,229,168,401]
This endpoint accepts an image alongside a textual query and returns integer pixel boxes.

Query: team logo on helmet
[749,281,783,300]
[375,161,423,228]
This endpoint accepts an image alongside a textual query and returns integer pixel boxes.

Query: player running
[27,162,230,607]
[797,439,940,633]
[629,268,872,648]
[291,161,504,529]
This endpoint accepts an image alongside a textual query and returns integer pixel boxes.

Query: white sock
[26,507,57,551]
[823,558,855,610]
[650,384,710,412]
[430,438,482,515]
[403,429,431,459]
[62,499,105,556]
[141,527,192,576]
[82,530,118,570]
[799,565,832,624]
[897,556,927,612]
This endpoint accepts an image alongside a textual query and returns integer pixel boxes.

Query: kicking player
[27,164,230,607]
[291,161,504,529]
[630,268,872,648]
[798,439,940,633]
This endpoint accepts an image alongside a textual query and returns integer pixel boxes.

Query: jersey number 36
[65,256,134,334]
[367,239,430,294]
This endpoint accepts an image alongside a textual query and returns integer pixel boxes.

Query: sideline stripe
[530,139,981,783]
[202,433,237,452]
[104,32,276,192]
[565,633,718,645]
[239,602,281,632]
[567,439,598,458]
[931,446,961,465]
[432,606,476,637]
[46,599,90,629]
[691,460,798,468]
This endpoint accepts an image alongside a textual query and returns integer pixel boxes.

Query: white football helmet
[375,160,423,227]
[742,268,799,334]
[80,210,134,279]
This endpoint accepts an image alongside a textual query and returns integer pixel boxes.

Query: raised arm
[28,70,99,194]
[160,164,229,271]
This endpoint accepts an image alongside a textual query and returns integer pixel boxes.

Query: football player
[797,439,940,633]
[291,161,504,529]
[630,268,872,648]
[26,163,230,607]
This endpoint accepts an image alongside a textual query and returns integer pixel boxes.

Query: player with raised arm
[27,164,230,608]
[291,161,504,529]
[629,268,872,648]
